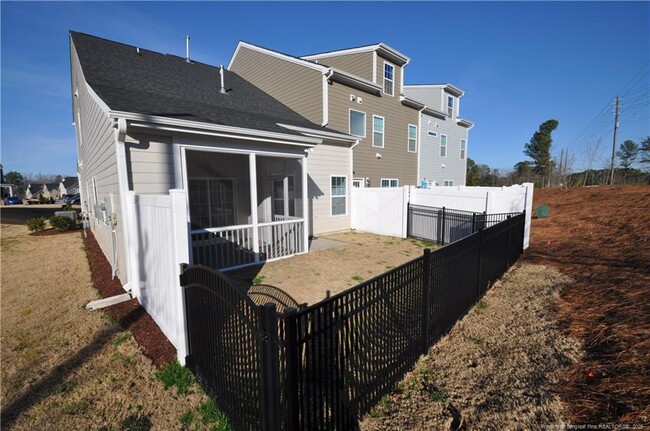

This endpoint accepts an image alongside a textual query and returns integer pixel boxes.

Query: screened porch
[186,149,308,270]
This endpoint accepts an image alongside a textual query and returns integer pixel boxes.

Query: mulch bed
[525,185,650,424]
[81,229,176,368]
[29,228,82,237]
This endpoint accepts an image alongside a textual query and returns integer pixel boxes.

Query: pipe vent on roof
[185,35,190,63]
[220,65,227,94]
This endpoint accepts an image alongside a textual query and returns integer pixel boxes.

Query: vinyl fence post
[421,248,432,353]
[259,303,281,431]
[441,207,446,245]
[283,308,300,431]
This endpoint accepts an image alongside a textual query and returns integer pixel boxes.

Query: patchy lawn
[360,263,581,430]
[0,224,226,431]
[228,231,438,305]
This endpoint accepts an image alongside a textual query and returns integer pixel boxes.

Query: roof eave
[329,69,382,95]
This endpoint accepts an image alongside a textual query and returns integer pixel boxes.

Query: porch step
[85,293,132,310]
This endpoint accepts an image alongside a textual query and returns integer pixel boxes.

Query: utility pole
[609,96,620,185]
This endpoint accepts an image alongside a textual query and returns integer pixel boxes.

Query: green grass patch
[198,399,231,430]
[178,410,194,427]
[430,390,447,402]
[155,361,195,395]
[351,275,364,282]
[252,275,265,285]
[474,300,487,310]
[19,308,32,316]
[113,333,130,346]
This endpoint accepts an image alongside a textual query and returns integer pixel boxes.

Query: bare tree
[582,139,603,186]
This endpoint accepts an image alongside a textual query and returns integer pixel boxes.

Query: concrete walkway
[308,236,347,252]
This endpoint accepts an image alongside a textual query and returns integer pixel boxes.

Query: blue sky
[1,1,649,177]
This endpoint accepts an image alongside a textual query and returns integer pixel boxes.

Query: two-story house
[403,84,474,187]
[229,42,422,188]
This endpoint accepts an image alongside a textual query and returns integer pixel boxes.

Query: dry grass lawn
[0,224,221,431]
[228,231,438,305]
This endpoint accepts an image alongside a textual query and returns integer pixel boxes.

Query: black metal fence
[181,212,526,430]
[407,203,520,245]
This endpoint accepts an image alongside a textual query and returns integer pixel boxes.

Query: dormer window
[383,62,394,96]
[447,96,454,117]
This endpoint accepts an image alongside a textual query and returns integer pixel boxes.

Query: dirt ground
[527,186,650,424]
[228,232,437,305]
[0,224,216,430]
[360,263,581,430]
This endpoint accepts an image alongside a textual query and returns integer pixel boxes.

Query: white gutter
[277,123,356,143]
[110,111,323,145]
[322,69,334,126]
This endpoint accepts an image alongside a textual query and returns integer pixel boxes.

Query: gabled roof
[302,43,410,67]
[403,83,465,97]
[70,32,332,138]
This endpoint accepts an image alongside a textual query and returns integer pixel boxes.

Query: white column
[249,154,260,262]
[522,182,534,249]
[283,176,289,219]
[170,189,190,365]
[301,156,309,253]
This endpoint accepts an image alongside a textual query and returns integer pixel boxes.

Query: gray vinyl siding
[403,86,444,112]
[229,46,323,125]
[71,39,127,283]
[125,133,175,194]
[328,81,419,187]
[312,52,373,82]
[307,142,351,235]
[419,113,469,186]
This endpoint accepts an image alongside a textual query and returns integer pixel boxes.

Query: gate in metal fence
[181,266,282,431]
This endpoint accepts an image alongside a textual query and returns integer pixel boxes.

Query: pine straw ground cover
[360,263,581,430]
[0,224,226,431]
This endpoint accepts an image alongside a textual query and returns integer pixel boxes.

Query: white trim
[112,111,322,145]
[372,52,378,83]
[349,108,366,138]
[383,61,395,97]
[302,43,410,65]
[330,175,348,217]
[380,178,399,188]
[372,115,385,148]
[276,123,356,142]
[440,134,448,158]
[172,140,183,189]
[407,124,418,153]
[179,143,305,159]
[85,81,111,116]
[249,154,260,262]
[447,95,455,118]
[229,41,327,72]
[301,157,309,250]
[322,72,329,126]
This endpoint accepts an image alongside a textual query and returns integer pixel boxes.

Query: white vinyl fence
[352,183,534,248]
[127,189,190,363]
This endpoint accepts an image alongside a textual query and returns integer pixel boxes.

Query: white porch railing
[191,218,305,270]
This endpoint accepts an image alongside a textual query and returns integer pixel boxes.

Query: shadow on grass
[0,306,145,430]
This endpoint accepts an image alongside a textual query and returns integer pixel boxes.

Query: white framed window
[352,178,365,188]
[372,115,385,148]
[272,176,295,218]
[407,124,417,153]
[383,62,394,96]
[349,109,366,137]
[331,176,347,216]
[460,139,467,159]
[447,96,454,117]
[380,178,399,188]
[188,177,236,228]
[444,180,454,187]
[440,134,447,157]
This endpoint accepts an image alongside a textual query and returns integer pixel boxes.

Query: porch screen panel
[209,179,235,227]
[189,179,211,228]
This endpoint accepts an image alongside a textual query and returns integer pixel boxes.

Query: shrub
[38,195,46,204]
[49,215,74,232]
[26,217,47,232]
[63,204,74,211]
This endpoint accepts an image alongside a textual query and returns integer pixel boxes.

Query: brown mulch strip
[81,229,176,368]
[29,228,82,237]
[525,185,650,424]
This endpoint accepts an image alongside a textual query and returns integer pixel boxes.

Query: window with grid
[408,125,417,152]
[444,180,454,187]
[381,178,399,188]
[447,96,454,117]
[373,115,384,148]
[331,176,347,216]
[440,135,447,157]
[383,63,394,96]
[460,139,467,159]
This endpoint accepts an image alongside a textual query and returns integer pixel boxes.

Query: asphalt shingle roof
[70,32,325,136]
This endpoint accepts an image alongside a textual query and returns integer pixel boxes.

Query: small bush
[48,197,55,204]
[49,215,74,232]
[155,361,195,395]
[26,217,47,232]
[63,204,74,211]
[38,195,46,204]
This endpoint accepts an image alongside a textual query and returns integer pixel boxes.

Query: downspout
[417,106,425,185]
[114,117,140,297]
[322,69,334,126]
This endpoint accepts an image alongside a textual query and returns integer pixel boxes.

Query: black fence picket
[182,211,526,431]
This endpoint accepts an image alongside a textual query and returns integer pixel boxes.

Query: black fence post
[441,207,446,245]
[472,212,476,233]
[259,303,281,431]
[506,215,512,269]
[283,308,300,431]
[476,228,483,301]
[421,248,432,353]
[406,202,411,238]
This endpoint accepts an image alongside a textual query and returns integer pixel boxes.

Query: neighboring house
[229,42,422,188]
[70,31,356,287]
[61,177,80,196]
[403,84,474,187]
[25,183,46,199]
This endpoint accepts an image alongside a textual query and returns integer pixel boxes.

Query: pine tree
[524,120,559,188]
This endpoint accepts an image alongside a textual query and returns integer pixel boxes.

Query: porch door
[188,178,236,228]
[272,177,295,220]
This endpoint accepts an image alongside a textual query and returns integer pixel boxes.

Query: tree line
[467,119,650,187]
